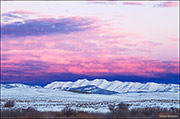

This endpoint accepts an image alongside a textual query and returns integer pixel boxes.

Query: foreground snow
[1,87,179,113]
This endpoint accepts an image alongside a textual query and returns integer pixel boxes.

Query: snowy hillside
[67,85,119,95]
[45,79,179,93]
[1,83,42,89]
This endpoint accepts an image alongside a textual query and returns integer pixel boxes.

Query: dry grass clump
[106,103,130,118]
[4,100,15,108]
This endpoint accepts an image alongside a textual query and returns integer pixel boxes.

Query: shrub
[61,106,77,117]
[107,103,130,118]
[43,111,65,118]
[108,104,115,111]
[4,100,15,108]
[129,107,179,118]
[117,103,129,110]
[76,111,94,118]
[1,107,43,118]
[23,107,42,117]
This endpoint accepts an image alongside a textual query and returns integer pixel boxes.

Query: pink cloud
[154,2,178,7]
[136,48,152,53]
[140,41,163,46]
[9,10,39,14]
[2,13,178,78]
[2,44,179,77]
[122,2,144,6]
[169,37,179,42]
[38,14,55,19]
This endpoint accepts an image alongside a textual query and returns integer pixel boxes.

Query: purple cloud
[2,13,24,23]
[2,17,97,38]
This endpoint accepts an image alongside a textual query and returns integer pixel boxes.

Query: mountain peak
[93,79,107,82]
[76,78,88,82]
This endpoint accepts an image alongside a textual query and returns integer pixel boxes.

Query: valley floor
[1,88,179,113]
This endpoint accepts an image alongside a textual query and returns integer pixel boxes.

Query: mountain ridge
[44,79,179,93]
[1,79,179,94]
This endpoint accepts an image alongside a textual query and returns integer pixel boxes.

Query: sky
[1,1,179,86]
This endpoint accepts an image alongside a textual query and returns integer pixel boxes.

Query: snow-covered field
[1,87,179,113]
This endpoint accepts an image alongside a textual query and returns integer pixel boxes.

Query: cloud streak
[154,2,178,7]
[122,2,144,6]
[9,10,39,14]
[2,17,97,38]
[140,41,163,46]
[169,37,179,42]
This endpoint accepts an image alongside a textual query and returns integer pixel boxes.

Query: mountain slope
[1,83,42,89]
[45,79,179,93]
[67,85,119,95]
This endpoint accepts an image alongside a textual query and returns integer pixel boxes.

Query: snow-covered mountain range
[1,79,179,94]
[44,79,179,93]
